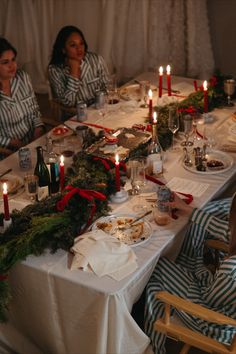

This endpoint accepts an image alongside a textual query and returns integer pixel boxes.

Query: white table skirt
[0,73,235,354]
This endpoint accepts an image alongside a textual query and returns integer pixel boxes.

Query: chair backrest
[155,291,236,354]
[229,192,236,256]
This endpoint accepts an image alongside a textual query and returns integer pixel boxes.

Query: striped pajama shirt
[48,52,109,108]
[144,198,236,354]
[0,69,43,148]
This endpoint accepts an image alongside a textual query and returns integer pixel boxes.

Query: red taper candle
[115,154,121,192]
[3,183,10,221]
[60,155,65,192]
[158,66,163,98]
[148,89,153,121]
[203,80,208,113]
[166,65,171,96]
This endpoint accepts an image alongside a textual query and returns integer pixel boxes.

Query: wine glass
[98,93,109,125]
[107,75,119,104]
[139,80,150,108]
[224,79,235,106]
[181,115,193,146]
[168,107,180,150]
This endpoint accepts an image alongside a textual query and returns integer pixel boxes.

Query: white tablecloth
[0,73,235,354]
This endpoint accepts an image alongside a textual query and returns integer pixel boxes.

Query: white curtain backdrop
[0,0,214,93]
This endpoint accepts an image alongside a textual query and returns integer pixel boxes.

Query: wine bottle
[34,146,50,201]
[147,123,163,176]
[45,138,60,194]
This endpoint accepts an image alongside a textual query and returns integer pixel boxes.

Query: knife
[0,168,12,179]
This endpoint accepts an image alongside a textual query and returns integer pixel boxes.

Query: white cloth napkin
[70,229,138,281]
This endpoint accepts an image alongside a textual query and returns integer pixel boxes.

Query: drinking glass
[181,115,193,146]
[98,93,109,124]
[139,80,150,108]
[24,174,39,201]
[168,107,180,150]
[107,75,119,104]
[224,79,235,106]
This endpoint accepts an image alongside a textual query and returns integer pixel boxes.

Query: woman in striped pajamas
[48,25,109,110]
[144,194,236,354]
[0,38,44,154]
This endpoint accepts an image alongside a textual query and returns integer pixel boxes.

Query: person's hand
[33,126,45,140]
[67,58,81,78]
[163,192,194,216]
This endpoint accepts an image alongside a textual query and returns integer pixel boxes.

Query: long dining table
[0,72,235,354]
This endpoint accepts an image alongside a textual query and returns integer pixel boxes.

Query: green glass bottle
[34,146,50,201]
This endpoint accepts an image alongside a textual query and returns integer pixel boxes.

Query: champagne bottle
[45,138,60,194]
[147,124,163,176]
[34,146,50,201]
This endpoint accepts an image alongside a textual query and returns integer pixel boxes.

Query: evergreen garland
[0,73,230,321]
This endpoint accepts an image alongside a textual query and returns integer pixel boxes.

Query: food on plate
[95,217,145,244]
[52,126,69,136]
[207,159,224,170]
[105,135,118,145]
[124,133,135,139]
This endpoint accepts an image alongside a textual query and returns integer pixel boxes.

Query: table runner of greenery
[0,74,231,321]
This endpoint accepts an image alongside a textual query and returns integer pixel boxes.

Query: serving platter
[49,125,74,140]
[0,174,24,199]
[86,127,151,160]
[92,214,152,246]
[183,150,234,175]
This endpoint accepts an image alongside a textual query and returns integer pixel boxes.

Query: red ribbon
[56,186,107,233]
[71,120,113,133]
[178,106,197,114]
[193,80,198,92]
[93,156,111,170]
[0,274,7,281]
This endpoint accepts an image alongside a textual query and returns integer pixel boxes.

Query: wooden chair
[47,80,76,122]
[155,291,236,354]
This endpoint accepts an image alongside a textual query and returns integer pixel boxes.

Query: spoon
[118,210,152,231]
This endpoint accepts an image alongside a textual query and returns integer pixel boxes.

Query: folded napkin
[70,230,138,281]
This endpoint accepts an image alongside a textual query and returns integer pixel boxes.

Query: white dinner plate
[183,150,234,175]
[92,214,153,247]
[0,174,24,199]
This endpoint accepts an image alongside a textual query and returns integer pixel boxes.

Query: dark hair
[0,37,17,57]
[49,26,88,66]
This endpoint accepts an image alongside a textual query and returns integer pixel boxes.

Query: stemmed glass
[128,157,149,213]
[168,107,180,150]
[139,80,150,108]
[181,115,193,146]
[224,79,235,106]
[98,93,109,125]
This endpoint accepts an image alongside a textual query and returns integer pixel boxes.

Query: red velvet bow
[0,274,7,281]
[56,186,107,233]
[93,156,111,170]
[178,106,197,114]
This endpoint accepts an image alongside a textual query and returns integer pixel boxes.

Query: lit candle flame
[203,80,208,91]
[153,111,157,124]
[3,182,7,194]
[60,155,64,165]
[166,65,171,75]
[148,89,153,99]
[115,154,119,164]
[159,66,163,75]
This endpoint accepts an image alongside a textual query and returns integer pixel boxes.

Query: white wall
[208,0,236,78]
